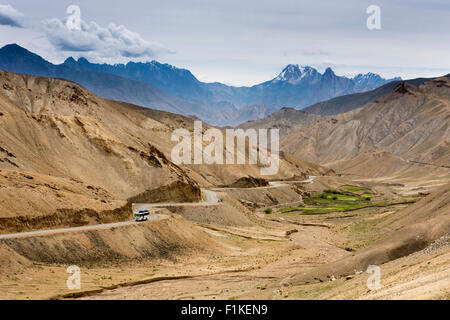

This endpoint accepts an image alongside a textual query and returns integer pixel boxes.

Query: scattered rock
[415,234,450,256]
[128,181,202,204]
[226,176,269,188]
[239,199,261,209]
[285,229,298,236]
[2,83,12,90]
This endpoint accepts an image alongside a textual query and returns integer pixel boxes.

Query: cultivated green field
[278,189,385,215]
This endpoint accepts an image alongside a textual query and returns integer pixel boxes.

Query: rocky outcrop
[127,181,202,204]
[225,176,269,188]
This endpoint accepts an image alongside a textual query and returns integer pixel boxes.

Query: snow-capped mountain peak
[352,72,402,91]
[274,64,320,84]
[353,72,382,82]
[323,67,336,77]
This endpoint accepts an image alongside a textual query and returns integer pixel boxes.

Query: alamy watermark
[171,121,280,175]
[366,265,381,290]
[366,5,381,30]
[66,265,81,290]
[65,5,81,31]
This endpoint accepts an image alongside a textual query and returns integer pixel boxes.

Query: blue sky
[1,0,449,86]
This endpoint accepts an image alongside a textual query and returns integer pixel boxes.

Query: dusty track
[0,178,313,242]
[0,187,223,240]
[0,217,160,240]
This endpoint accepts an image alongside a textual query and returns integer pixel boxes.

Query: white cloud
[43,12,172,61]
[0,4,24,27]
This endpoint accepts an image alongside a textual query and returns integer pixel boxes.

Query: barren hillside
[0,70,321,230]
[287,183,450,287]
[238,107,323,135]
[279,78,450,180]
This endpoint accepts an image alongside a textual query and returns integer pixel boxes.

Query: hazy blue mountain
[0,44,229,124]
[0,43,58,77]
[235,65,401,109]
[62,57,212,105]
[353,72,402,92]
[58,56,402,110]
[0,44,401,125]
[239,75,446,130]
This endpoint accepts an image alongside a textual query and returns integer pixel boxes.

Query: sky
[0,0,449,86]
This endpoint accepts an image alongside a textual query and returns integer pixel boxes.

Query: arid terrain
[0,70,448,300]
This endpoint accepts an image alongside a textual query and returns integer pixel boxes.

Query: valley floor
[0,176,448,300]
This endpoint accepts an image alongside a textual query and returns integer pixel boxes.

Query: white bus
[134,209,150,222]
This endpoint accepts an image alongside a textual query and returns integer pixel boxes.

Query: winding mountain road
[0,177,315,240]
[0,189,221,240]
[0,215,162,240]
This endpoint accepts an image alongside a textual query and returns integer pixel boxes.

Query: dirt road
[0,215,163,240]
[0,188,223,240]
[2,178,314,241]
[269,176,316,186]
[132,188,221,213]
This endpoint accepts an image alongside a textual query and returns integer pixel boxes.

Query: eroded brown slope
[238,107,323,135]
[280,78,450,177]
[0,72,204,231]
[0,70,320,232]
[0,71,192,198]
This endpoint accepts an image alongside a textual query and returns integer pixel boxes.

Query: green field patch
[277,185,418,216]
[342,185,371,192]
[278,199,414,216]
[305,190,369,205]
[361,193,374,198]
[279,203,378,215]
[303,203,377,214]
[279,207,305,213]
[279,187,394,215]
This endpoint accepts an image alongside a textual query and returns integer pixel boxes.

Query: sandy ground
[0,198,349,300]
[76,221,349,300]
[286,235,450,300]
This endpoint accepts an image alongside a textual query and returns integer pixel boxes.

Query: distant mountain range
[239,75,441,134]
[239,73,450,173]
[280,77,450,169]
[0,43,401,126]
